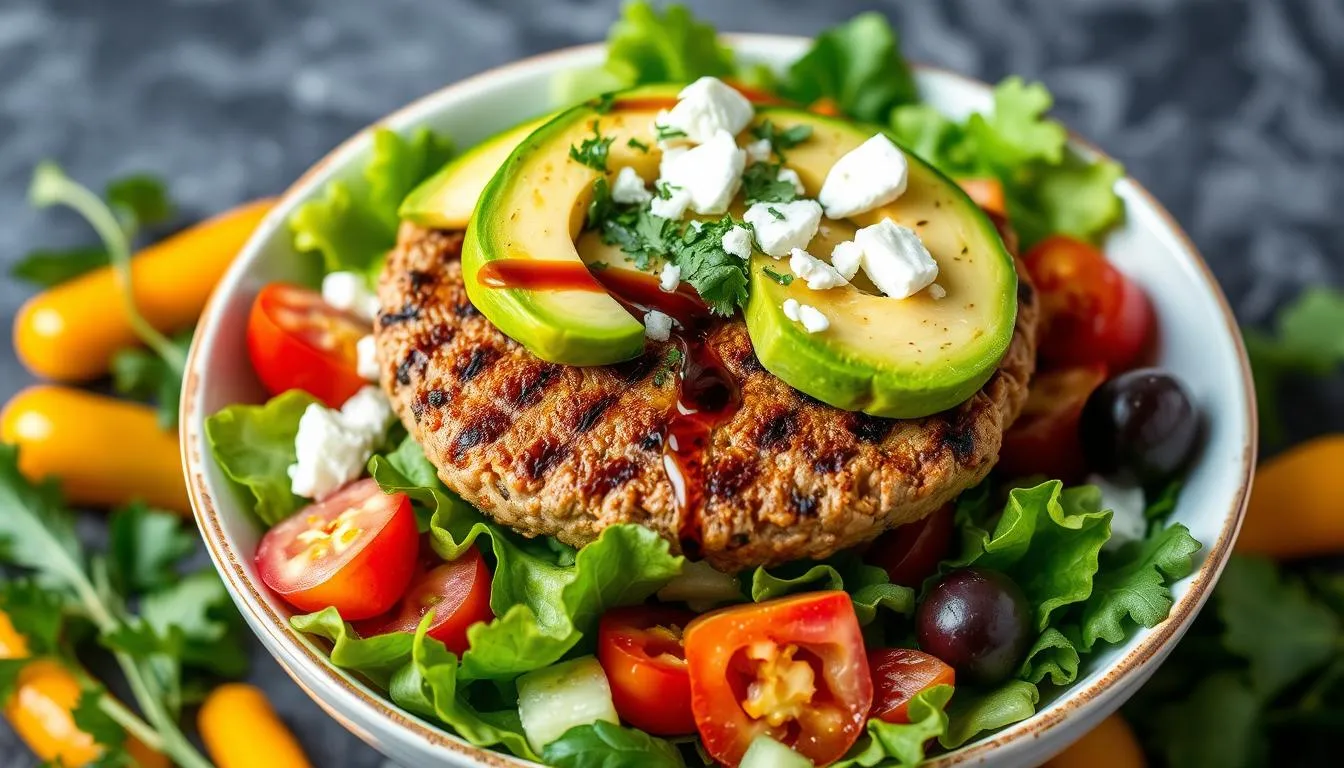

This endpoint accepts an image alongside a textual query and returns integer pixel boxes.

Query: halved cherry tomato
[255,479,417,620]
[597,606,697,736]
[958,178,1007,218]
[247,283,368,408]
[868,649,955,724]
[357,547,494,654]
[684,591,872,767]
[1024,236,1154,371]
[999,364,1108,482]
[868,504,956,588]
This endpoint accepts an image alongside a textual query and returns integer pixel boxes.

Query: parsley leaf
[106,174,174,236]
[568,121,615,171]
[9,246,109,287]
[110,329,193,429]
[741,162,799,205]
[1244,287,1344,445]
[750,120,813,160]
[763,265,793,286]
[107,503,197,595]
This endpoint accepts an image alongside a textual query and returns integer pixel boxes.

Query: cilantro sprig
[569,121,616,171]
[750,119,813,160]
[741,162,800,205]
[0,444,244,768]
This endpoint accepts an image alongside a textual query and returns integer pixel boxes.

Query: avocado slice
[744,108,1018,419]
[463,86,678,366]
[399,114,552,229]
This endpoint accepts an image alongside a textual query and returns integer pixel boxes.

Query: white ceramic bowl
[182,35,1256,768]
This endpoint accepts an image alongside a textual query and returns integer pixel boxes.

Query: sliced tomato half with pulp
[255,478,417,620]
[868,648,956,724]
[684,591,872,767]
[356,546,495,654]
[247,282,369,407]
[597,605,698,736]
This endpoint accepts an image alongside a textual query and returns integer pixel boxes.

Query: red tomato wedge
[869,504,956,588]
[684,591,872,767]
[247,282,368,408]
[255,479,417,620]
[597,606,697,736]
[357,547,494,654]
[958,178,1007,217]
[869,649,955,724]
[1024,236,1154,372]
[999,364,1109,482]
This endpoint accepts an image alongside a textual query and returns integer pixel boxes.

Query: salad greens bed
[203,3,1201,766]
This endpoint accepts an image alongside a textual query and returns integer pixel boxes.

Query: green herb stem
[97,695,166,754]
[28,163,187,377]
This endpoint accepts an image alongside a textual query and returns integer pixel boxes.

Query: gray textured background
[1,0,1342,765]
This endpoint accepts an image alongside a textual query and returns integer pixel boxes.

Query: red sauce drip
[475,257,740,555]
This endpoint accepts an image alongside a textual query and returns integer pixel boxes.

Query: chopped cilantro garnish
[655,124,688,142]
[591,92,617,114]
[655,181,682,200]
[751,120,813,160]
[767,206,785,220]
[653,347,684,387]
[763,265,794,286]
[569,121,615,171]
[741,162,800,204]
[627,137,650,153]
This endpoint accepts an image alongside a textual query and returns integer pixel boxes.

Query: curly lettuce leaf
[204,390,316,526]
[290,607,416,688]
[1018,627,1081,686]
[748,555,914,625]
[836,685,953,767]
[942,680,1039,749]
[1078,522,1201,651]
[369,439,683,681]
[778,12,918,122]
[290,127,453,276]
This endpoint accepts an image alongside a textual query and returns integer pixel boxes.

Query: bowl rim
[180,34,1257,767]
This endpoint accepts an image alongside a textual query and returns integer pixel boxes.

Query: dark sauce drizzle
[477,259,741,555]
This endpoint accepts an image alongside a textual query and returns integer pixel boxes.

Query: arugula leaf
[1215,556,1340,700]
[942,680,1039,748]
[291,126,453,275]
[836,685,952,767]
[1078,522,1201,651]
[204,390,318,526]
[779,12,918,122]
[106,174,174,235]
[542,720,686,768]
[603,1,734,86]
[111,329,193,429]
[9,246,109,287]
[387,616,536,760]
[107,502,196,595]
[740,162,799,205]
[1244,288,1344,444]
[1019,627,1080,686]
[748,555,914,625]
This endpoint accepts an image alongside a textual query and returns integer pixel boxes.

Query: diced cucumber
[516,656,619,754]
[656,560,743,609]
[741,734,814,768]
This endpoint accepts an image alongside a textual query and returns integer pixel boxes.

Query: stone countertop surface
[0,0,1341,765]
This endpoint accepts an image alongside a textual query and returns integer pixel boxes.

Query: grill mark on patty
[456,347,497,384]
[1017,279,1035,306]
[454,297,481,318]
[639,431,664,452]
[851,412,895,444]
[379,301,420,326]
[452,406,511,459]
[522,440,568,480]
[505,363,562,410]
[407,269,436,293]
[427,389,447,408]
[812,448,852,474]
[708,457,755,499]
[791,490,819,518]
[586,457,638,496]
[397,349,429,386]
[612,352,659,384]
[941,412,978,465]
[756,408,798,449]
[574,394,620,434]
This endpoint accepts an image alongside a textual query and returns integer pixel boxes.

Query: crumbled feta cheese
[746,138,773,163]
[287,386,394,499]
[788,248,849,290]
[650,188,692,220]
[854,219,939,299]
[656,130,746,215]
[798,304,830,333]
[1089,474,1149,551]
[743,200,823,258]
[830,240,863,280]
[777,167,805,196]
[653,76,755,144]
[322,271,378,322]
[819,134,909,219]
[782,298,801,322]
[356,334,379,381]
[721,225,753,259]
[611,166,652,205]
[659,262,682,292]
[928,283,947,300]
[644,309,673,342]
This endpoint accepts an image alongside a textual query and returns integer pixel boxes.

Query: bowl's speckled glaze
[181,37,1255,768]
